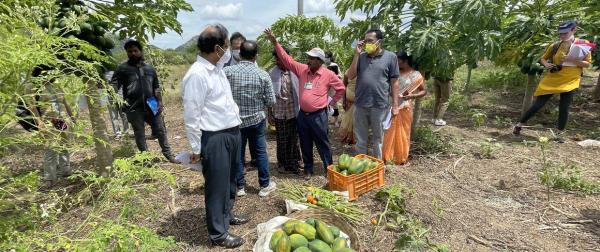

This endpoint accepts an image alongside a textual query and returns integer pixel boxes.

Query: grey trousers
[353,106,389,159]
[43,149,71,182]
[201,127,241,242]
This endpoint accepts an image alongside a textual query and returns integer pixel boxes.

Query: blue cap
[558,21,577,34]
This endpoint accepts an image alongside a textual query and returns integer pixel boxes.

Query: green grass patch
[540,163,600,195]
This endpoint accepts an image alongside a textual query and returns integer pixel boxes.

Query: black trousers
[201,127,241,242]
[126,109,172,157]
[520,90,575,131]
[297,109,332,174]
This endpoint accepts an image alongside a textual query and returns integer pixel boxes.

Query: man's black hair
[240,40,258,60]
[230,32,246,43]
[396,51,416,69]
[197,24,229,54]
[366,28,384,40]
[272,46,290,58]
[124,40,143,51]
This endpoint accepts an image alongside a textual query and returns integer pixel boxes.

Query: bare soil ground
[3,66,600,252]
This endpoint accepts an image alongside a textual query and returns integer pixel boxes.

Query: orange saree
[382,70,424,165]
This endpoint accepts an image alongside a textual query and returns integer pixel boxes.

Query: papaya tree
[579,0,600,101]
[498,0,585,115]
[334,0,503,130]
[448,0,504,92]
[1,0,192,176]
[257,15,352,70]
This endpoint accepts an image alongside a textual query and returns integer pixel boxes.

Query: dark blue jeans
[237,120,270,189]
[297,108,332,174]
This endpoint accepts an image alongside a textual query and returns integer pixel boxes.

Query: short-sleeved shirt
[112,62,160,111]
[355,50,400,109]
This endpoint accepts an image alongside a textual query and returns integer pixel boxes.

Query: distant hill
[175,35,198,52]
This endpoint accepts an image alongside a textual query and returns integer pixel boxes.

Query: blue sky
[148,0,365,49]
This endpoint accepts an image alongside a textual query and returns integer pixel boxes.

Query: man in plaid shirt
[224,40,276,197]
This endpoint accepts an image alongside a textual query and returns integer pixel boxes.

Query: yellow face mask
[364,41,379,54]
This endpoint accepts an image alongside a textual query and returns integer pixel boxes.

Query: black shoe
[230,215,250,225]
[212,234,245,249]
[512,125,522,135]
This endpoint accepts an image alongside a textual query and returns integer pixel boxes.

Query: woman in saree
[340,71,356,145]
[382,51,426,165]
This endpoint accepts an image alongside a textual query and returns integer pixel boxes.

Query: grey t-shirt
[355,50,400,108]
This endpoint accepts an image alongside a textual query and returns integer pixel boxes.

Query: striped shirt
[224,61,276,128]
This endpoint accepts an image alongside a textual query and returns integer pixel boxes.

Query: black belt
[300,108,326,116]
[204,126,239,135]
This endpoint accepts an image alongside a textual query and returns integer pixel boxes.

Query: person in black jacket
[112,40,179,163]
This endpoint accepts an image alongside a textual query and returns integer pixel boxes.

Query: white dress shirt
[182,55,241,154]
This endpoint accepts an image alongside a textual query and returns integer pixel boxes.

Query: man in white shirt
[181,24,247,249]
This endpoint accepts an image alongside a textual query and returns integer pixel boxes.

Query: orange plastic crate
[327,154,385,201]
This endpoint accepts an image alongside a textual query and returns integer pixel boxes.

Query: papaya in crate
[338,154,351,169]
[304,218,316,227]
[293,247,311,252]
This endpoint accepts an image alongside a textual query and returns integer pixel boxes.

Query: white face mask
[232,49,241,61]
[216,45,231,67]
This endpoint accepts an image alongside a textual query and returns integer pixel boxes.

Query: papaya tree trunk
[593,75,600,101]
[86,80,112,176]
[411,97,422,140]
[521,74,538,117]
[465,65,473,92]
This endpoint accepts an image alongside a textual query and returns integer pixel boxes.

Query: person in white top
[181,23,247,249]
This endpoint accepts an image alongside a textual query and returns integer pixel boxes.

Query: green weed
[476,139,502,159]
[1,152,180,251]
[431,196,445,218]
[374,185,449,252]
[469,110,487,127]
[412,127,453,156]
[540,163,600,195]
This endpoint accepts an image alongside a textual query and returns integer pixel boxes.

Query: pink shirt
[275,43,345,112]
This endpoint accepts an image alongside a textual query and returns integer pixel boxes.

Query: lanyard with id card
[304,81,313,90]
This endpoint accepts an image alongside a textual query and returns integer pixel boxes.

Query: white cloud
[200,3,243,20]
[305,0,336,14]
